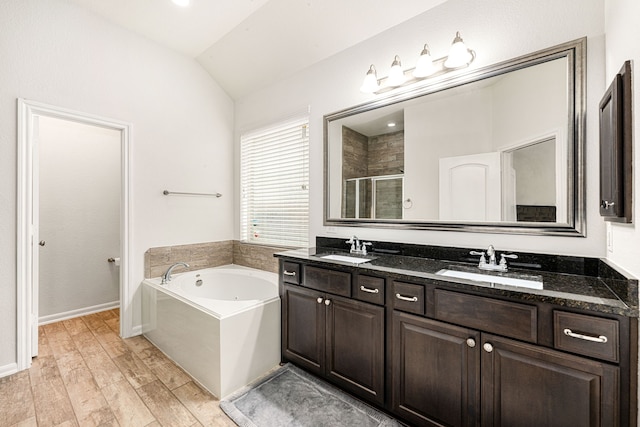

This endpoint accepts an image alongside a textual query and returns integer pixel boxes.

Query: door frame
[16,98,133,370]
[498,129,565,223]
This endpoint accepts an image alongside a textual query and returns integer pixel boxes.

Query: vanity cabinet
[392,285,622,427]
[279,258,635,427]
[281,265,385,405]
[481,333,618,427]
[393,310,619,427]
[392,311,480,427]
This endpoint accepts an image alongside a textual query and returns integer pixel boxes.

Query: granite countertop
[276,247,639,317]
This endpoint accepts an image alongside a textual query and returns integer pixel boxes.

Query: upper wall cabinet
[599,61,633,223]
[324,38,586,236]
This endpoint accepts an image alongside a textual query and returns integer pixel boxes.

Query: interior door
[37,116,121,347]
[439,152,502,221]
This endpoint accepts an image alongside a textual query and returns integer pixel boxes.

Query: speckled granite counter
[276,246,639,317]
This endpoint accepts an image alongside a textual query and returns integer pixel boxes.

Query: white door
[439,152,502,221]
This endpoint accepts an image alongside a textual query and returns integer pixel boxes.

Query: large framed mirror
[324,38,586,236]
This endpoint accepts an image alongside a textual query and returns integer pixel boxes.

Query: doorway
[17,99,132,370]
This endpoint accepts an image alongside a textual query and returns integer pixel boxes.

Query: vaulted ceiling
[66,0,448,99]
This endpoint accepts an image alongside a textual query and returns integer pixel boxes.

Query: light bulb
[444,32,473,69]
[172,0,190,7]
[360,65,380,93]
[387,55,406,87]
[413,44,436,78]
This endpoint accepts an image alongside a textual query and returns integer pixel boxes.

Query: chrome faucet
[161,262,189,284]
[470,245,517,272]
[486,244,497,265]
[345,236,372,256]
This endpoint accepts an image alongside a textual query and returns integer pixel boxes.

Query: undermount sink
[436,269,543,290]
[320,254,373,264]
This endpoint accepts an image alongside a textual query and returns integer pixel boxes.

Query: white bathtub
[141,264,281,398]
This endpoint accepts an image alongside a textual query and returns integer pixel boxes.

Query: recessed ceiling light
[172,0,190,7]
[387,122,396,127]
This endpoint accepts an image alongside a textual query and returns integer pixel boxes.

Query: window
[240,116,309,247]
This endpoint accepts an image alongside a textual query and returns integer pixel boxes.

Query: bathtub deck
[0,309,236,426]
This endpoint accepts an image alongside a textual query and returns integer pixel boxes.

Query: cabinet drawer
[554,311,619,363]
[282,262,301,285]
[434,289,537,343]
[392,281,425,315]
[354,275,385,305]
[304,266,351,297]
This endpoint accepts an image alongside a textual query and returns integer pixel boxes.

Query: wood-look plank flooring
[0,309,236,427]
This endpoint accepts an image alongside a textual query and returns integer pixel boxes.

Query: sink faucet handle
[470,250,487,265]
[499,253,518,268]
[361,242,372,255]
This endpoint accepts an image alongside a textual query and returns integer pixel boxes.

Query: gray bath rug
[220,364,402,427]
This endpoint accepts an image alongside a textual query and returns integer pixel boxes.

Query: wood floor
[0,309,236,427]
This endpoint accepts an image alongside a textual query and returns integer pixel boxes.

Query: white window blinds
[240,116,309,248]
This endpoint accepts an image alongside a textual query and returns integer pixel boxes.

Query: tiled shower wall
[144,240,282,278]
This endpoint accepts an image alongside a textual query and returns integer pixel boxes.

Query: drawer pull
[563,328,608,343]
[283,270,297,277]
[360,285,379,294]
[395,293,418,302]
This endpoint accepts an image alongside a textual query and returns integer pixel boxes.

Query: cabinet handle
[563,328,608,343]
[317,297,324,304]
[395,293,418,302]
[483,343,494,353]
[324,299,331,306]
[601,200,615,209]
[283,270,297,276]
[360,285,379,294]
[466,338,476,348]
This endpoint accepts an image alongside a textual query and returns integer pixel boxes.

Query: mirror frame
[323,38,586,236]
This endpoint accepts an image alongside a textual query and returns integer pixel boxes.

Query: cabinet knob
[483,342,494,353]
[466,338,476,348]
[39,240,46,247]
[317,297,323,304]
[324,299,331,306]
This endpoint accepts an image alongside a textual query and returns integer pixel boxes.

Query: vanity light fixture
[444,32,474,69]
[413,44,436,78]
[387,55,406,87]
[360,31,476,94]
[360,65,380,93]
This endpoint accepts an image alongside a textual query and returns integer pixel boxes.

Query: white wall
[404,88,494,219]
[0,0,234,369]
[604,0,640,278]
[235,0,606,256]
[38,117,120,318]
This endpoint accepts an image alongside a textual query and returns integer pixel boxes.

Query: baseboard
[0,362,18,378]
[39,301,120,325]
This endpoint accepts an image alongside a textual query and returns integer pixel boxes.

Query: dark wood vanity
[277,242,638,427]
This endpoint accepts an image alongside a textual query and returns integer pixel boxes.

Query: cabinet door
[481,333,619,427]
[325,295,385,405]
[282,284,324,375]
[392,311,480,427]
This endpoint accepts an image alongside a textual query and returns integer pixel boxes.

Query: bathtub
[141,264,281,398]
